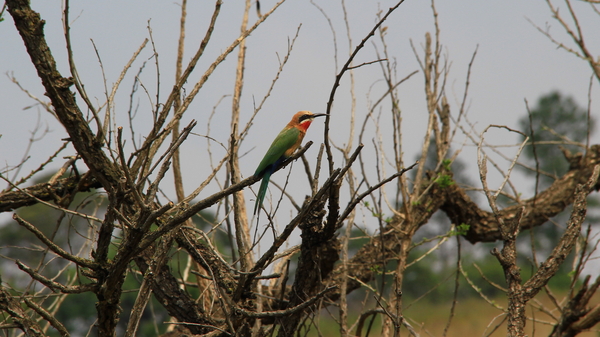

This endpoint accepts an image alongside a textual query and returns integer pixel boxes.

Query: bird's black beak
[312,113,327,118]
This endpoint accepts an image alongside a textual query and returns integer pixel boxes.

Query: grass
[304,293,600,337]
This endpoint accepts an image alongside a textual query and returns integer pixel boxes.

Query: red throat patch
[298,120,312,132]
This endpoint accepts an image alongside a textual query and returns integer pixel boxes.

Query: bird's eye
[299,114,312,122]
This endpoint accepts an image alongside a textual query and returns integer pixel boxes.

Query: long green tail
[254,169,272,215]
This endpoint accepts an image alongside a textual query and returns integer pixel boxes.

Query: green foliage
[434,159,455,188]
[370,264,383,275]
[401,250,466,303]
[53,291,98,336]
[412,224,469,249]
[1,174,105,286]
[441,158,452,170]
[517,91,598,285]
[411,136,473,188]
[450,223,470,236]
[362,201,386,220]
[519,91,595,187]
[434,173,454,188]
[0,171,220,336]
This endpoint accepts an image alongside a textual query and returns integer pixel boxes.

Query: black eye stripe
[299,114,313,122]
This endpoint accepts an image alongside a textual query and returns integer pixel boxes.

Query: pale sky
[1,0,599,268]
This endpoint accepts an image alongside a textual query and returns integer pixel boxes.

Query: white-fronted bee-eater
[253,111,326,215]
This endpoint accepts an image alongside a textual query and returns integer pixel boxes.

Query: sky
[1,0,599,270]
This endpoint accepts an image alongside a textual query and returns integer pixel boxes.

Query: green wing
[254,127,300,176]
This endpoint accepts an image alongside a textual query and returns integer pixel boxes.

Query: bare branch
[13,214,98,269]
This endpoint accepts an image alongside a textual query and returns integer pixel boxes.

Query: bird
[253,111,326,215]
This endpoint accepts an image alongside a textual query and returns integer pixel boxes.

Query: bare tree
[1,0,599,337]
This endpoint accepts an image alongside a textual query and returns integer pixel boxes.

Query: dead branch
[442,145,600,243]
[0,286,45,337]
[0,174,101,213]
